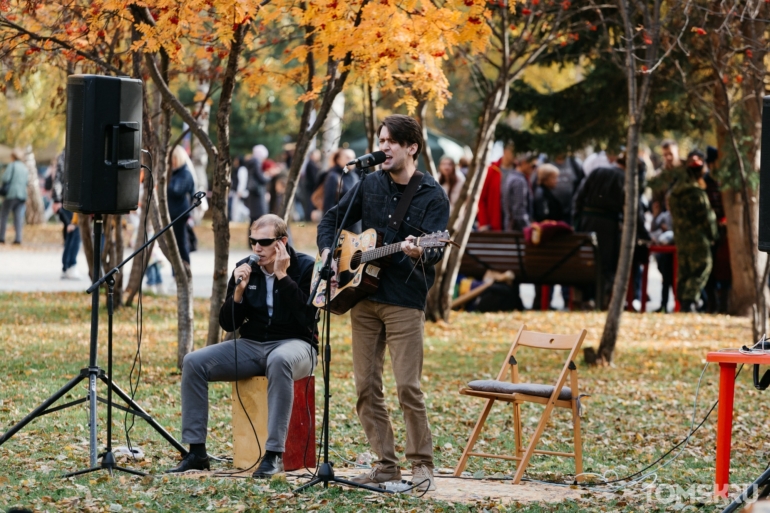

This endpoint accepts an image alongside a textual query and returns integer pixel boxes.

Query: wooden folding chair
[454,324,588,484]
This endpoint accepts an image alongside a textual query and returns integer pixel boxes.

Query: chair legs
[512,399,558,484]
[513,402,523,458]
[454,399,494,476]
[572,400,583,482]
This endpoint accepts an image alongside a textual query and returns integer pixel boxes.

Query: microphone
[346,151,386,171]
[236,254,260,285]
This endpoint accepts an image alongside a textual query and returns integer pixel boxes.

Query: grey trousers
[180,338,316,452]
[0,198,25,243]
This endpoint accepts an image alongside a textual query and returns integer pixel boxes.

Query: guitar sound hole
[350,250,363,270]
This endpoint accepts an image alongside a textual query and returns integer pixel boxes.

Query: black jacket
[219,246,318,350]
[317,169,449,311]
[533,185,566,223]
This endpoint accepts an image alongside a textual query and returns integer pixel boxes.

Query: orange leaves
[691,27,707,36]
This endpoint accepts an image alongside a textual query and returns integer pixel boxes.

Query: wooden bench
[458,231,603,309]
[232,376,316,471]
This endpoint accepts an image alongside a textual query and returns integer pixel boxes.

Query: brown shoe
[349,464,402,485]
[411,465,436,492]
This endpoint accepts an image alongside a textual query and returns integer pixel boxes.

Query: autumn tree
[683,0,770,338]
[426,0,587,321]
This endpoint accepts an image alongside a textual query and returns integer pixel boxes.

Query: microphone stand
[0,191,206,477]
[295,165,391,494]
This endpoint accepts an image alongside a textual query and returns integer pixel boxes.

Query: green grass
[0,291,766,511]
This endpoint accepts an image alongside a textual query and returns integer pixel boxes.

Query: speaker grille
[64,82,85,206]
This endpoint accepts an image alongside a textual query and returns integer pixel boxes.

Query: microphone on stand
[345,151,387,172]
[236,254,260,285]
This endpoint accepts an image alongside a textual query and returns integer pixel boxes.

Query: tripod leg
[0,372,86,445]
[101,376,187,455]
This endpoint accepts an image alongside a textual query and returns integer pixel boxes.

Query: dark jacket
[533,185,566,223]
[317,169,450,311]
[167,163,196,219]
[323,165,359,214]
[572,165,625,225]
[244,158,268,220]
[219,246,318,350]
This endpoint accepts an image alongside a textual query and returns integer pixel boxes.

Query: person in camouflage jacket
[668,149,718,312]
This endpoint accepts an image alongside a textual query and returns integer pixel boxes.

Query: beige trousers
[350,299,434,470]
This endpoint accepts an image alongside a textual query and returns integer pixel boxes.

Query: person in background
[458,156,470,176]
[668,149,718,313]
[572,154,625,308]
[322,148,358,215]
[533,163,565,222]
[438,156,465,215]
[0,148,30,245]
[502,152,536,231]
[245,145,271,224]
[58,208,81,280]
[477,141,515,232]
[549,154,584,224]
[650,195,674,313]
[168,146,196,265]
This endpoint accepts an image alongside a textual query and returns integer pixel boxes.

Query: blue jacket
[167,164,195,219]
[317,169,449,311]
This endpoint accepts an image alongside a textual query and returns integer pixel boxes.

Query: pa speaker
[63,74,142,215]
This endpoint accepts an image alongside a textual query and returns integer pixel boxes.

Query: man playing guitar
[316,115,449,492]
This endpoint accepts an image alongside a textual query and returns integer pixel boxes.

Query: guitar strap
[383,171,423,245]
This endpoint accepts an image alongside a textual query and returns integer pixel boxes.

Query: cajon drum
[232,375,316,471]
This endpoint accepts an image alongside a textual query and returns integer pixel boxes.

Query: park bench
[458,231,603,310]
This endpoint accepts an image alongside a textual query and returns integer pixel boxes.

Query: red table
[705,350,770,497]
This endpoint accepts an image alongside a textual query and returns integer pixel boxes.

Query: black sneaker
[165,452,210,473]
[252,453,284,479]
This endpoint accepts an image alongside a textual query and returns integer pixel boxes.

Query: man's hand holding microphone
[233,254,260,303]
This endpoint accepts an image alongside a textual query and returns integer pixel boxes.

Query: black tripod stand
[294,166,390,495]
[0,193,206,476]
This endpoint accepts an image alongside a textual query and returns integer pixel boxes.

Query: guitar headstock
[416,230,451,248]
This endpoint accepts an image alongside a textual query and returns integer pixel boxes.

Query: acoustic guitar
[311,228,450,314]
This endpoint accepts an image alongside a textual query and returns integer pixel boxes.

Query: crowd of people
[0,134,731,313]
[466,139,728,313]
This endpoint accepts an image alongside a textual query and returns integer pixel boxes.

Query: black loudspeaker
[759,96,770,252]
[63,75,142,215]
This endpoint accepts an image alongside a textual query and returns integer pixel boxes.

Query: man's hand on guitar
[402,235,424,260]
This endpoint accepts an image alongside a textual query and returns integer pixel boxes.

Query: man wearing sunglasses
[167,214,317,478]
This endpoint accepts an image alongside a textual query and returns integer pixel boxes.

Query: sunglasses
[249,236,281,247]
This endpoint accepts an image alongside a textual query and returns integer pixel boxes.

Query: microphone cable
[122,152,155,459]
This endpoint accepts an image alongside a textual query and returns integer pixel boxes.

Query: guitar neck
[361,241,405,263]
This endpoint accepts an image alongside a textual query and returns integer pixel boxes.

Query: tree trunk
[190,68,211,225]
[596,0,656,363]
[320,93,345,171]
[151,63,195,368]
[23,149,44,225]
[205,25,247,347]
[416,100,439,180]
[723,190,759,316]
[425,84,508,321]
[363,83,377,154]
[79,213,94,280]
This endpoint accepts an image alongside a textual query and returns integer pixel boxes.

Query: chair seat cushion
[468,380,572,400]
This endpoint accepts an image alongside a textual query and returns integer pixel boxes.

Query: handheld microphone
[346,151,386,171]
[236,254,260,285]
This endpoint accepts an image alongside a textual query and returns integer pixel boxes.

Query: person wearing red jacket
[477,142,516,231]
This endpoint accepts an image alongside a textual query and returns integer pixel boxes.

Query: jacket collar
[376,168,437,189]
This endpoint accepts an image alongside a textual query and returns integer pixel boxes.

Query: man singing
[166,214,317,478]
[317,115,450,492]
